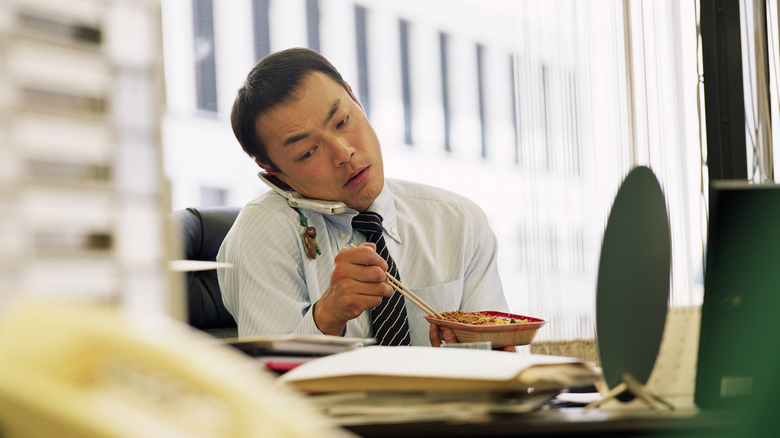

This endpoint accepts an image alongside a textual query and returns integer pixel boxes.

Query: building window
[354,5,370,117]
[541,63,551,170]
[253,0,271,61]
[200,187,227,207]
[439,32,451,153]
[399,19,413,146]
[510,54,520,165]
[567,72,581,175]
[476,44,487,158]
[192,0,217,113]
[306,0,320,52]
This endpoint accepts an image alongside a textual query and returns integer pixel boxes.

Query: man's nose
[330,137,355,166]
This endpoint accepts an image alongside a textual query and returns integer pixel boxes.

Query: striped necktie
[351,211,411,346]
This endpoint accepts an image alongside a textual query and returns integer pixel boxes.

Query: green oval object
[595,166,670,401]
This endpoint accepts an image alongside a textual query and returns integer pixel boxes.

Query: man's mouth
[345,167,369,187]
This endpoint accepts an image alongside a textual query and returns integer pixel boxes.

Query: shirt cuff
[294,305,330,336]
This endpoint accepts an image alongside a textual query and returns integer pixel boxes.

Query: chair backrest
[169,206,240,337]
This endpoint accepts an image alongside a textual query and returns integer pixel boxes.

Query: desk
[342,407,743,438]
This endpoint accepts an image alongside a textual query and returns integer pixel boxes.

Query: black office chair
[170,206,241,338]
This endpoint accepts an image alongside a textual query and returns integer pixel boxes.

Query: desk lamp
[587,166,672,410]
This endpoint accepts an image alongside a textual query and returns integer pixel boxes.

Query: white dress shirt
[217,178,508,346]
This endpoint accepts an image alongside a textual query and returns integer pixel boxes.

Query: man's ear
[256,159,294,189]
[256,159,279,176]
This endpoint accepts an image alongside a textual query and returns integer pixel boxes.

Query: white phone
[258,172,347,215]
[0,302,348,438]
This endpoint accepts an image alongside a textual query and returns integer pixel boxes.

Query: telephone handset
[258,172,347,215]
[0,302,349,438]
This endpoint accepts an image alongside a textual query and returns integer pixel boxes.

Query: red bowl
[424,311,547,347]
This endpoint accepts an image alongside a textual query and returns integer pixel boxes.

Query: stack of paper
[306,390,559,426]
[277,346,599,393]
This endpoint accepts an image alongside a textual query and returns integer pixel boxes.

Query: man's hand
[428,323,517,352]
[313,243,394,336]
[428,324,457,347]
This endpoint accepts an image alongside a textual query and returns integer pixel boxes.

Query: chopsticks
[348,244,443,319]
[386,270,444,319]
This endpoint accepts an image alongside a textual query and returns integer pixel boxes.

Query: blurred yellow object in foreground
[0,301,352,438]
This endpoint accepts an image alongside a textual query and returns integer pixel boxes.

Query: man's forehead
[298,71,343,96]
[260,71,346,116]
[265,73,342,115]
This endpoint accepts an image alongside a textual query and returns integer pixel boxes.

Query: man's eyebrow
[282,99,342,147]
[323,99,340,126]
[283,132,310,146]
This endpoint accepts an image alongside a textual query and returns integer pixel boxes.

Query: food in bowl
[439,310,529,325]
[425,311,547,347]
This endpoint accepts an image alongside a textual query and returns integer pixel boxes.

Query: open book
[277,346,599,393]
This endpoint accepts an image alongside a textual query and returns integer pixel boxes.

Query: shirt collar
[344,181,402,244]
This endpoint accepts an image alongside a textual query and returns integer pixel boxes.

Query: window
[306,0,320,51]
[192,0,217,113]
[200,186,227,207]
[439,32,451,152]
[354,5,370,117]
[476,44,487,158]
[510,54,520,165]
[566,72,581,175]
[252,0,270,61]
[399,19,413,145]
[162,0,705,348]
[540,64,551,170]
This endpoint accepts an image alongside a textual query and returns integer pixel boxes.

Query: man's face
[256,72,384,212]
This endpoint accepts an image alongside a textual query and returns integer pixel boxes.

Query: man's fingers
[428,325,458,347]
[338,243,388,271]
[442,329,457,344]
[428,324,442,347]
[350,264,388,284]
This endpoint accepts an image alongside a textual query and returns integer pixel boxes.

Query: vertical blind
[509,0,704,342]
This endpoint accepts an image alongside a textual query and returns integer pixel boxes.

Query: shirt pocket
[404,279,463,320]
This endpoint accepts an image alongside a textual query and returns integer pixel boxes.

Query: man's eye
[337,115,350,129]
[299,146,317,160]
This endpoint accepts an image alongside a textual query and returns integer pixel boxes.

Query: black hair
[230,48,351,170]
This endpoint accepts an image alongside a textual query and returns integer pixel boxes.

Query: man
[218,47,508,347]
